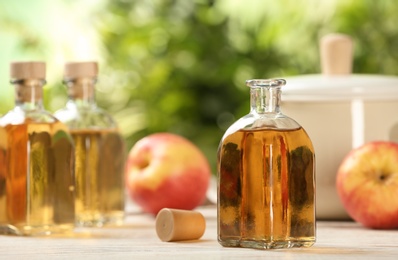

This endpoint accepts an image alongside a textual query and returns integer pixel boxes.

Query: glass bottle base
[0,223,75,236]
[218,238,315,249]
[76,212,125,227]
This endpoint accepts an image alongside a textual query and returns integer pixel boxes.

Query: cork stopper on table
[320,33,353,75]
[155,208,206,242]
[10,61,46,80]
[64,61,98,79]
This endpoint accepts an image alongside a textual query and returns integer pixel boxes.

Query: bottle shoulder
[222,112,303,139]
[0,107,58,126]
[54,104,117,129]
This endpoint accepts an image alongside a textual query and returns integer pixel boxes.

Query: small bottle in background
[54,61,126,227]
[0,61,75,236]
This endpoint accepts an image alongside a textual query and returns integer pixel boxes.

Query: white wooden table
[1,205,398,259]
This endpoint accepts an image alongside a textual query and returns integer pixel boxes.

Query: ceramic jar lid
[282,34,398,102]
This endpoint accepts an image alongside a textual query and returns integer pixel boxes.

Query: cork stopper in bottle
[10,61,46,80]
[155,208,206,242]
[64,61,98,79]
[320,33,353,75]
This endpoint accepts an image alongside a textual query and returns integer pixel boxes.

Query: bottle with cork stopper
[0,61,75,236]
[54,61,126,227]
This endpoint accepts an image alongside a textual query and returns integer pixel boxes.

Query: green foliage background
[1,0,398,173]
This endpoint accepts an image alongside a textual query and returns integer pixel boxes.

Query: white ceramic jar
[281,34,398,219]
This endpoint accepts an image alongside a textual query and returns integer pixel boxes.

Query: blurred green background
[1,0,398,173]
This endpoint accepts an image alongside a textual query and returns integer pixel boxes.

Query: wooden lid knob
[64,61,98,79]
[320,33,353,75]
[10,61,46,80]
[155,208,206,242]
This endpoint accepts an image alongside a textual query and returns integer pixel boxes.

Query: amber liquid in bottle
[72,129,125,226]
[218,79,315,249]
[0,62,75,236]
[218,127,315,249]
[0,121,75,235]
[55,61,126,227]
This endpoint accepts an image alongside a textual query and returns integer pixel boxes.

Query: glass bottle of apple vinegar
[217,79,316,249]
[54,62,126,227]
[0,62,75,236]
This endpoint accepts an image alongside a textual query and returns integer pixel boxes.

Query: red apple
[336,141,398,229]
[125,132,211,215]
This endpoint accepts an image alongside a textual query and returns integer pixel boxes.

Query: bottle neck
[65,77,96,107]
[13,79,45,110]
[250,86,281,114]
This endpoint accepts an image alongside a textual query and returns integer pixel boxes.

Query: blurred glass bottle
[217,79,316,249]
[0,61,75,236]
[54,61,126,227]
